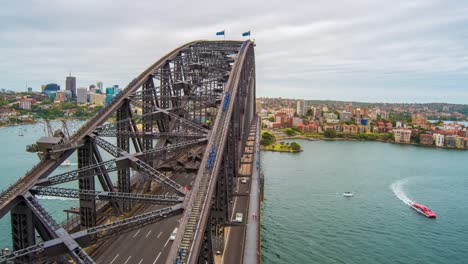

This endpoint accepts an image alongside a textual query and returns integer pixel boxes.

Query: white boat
[343,192,354,197]
[60,160,72,166]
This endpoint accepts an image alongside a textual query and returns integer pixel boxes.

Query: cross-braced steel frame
[0,40,256,264]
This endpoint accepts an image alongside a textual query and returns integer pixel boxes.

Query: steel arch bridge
[0,40,258,264]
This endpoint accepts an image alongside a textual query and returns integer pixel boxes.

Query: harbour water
[1,124,467,264]
[0,120,117,249]
[261,140,468,264]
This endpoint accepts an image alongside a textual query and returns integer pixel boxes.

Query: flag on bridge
[216,30,225,36]
[242,31,251,37]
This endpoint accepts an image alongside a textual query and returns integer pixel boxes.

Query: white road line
[164,238,170,247]
[164,192,168,196]
[146,230,152,238]
[153,252,162,264]
[138,258,144,264]
[124,256,132,264]
[157,231,163,238]
[109,254,119,264]
[133,229,141,238]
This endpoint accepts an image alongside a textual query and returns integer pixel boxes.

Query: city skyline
[2,0,468,103]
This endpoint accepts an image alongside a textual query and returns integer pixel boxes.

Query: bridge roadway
[93,172,193,264]
[93,121,260,264]
[219,121,260,264]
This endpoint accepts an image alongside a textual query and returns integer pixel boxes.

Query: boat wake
[390,178,413,206]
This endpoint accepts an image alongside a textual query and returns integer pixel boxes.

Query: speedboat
[343,192,354,197]
[410,202,436,218]
[60,159,72,166]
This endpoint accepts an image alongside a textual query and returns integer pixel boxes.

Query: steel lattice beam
[22,193,95,264]
[30,186,184,205]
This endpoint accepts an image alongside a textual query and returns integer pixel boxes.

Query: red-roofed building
[420,134,434,145]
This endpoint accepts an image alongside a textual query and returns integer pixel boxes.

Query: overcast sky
[2,0,468,103]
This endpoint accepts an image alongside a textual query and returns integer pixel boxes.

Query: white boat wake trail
[390,178,413,206]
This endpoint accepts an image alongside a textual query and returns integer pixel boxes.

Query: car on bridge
[234,213,243,223]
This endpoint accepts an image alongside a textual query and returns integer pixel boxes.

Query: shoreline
[273,135,468,151]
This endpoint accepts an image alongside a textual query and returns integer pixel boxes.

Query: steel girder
[22,193,95,264]
[0,40,253,264]
[169,41,256,264]
[0,205,184,263]
[30,186,184,205]
[78,138,97,229]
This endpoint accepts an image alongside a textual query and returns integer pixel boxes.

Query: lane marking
[157,231,163,238]
[146,230,152,238]
[133,229,141,238]
[164,237,170,247]
[138,258,144,264]
[109,254,119,264]
[164,192,168,196]
[153,252,162,264]
[124,256,132,264]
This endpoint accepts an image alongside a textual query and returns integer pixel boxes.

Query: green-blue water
[0,121,119,249]
[261,140,468,264]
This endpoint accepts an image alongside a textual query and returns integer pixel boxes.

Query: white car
[169,227,178,240]
[241,178,247,184]
[234,213,243,223]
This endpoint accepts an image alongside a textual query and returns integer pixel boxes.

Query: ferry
[410,202,436,218]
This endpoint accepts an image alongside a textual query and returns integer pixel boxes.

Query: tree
[261,131,276,145]
[285,128,297,136]
[267,116,275,122]
[324,129,336,138]
[290,142,301,151]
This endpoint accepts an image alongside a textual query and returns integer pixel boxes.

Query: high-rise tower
[66,73,77,98]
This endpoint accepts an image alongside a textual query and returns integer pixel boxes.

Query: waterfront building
[19,98,35,110]
[97,81,103,90]
[43,83,60,95]
[339,111,352,122]
[420,134,434,145]
[393,129,412,143]
[298,123,318,133]
[454,136,465,149]
[412,114,428,127]
[342,124,350,133]
[90,93,106,106]
[292,117,303,127]
[54,91,67,103]
[277,107,295,117]
[66,74,77,98]
[445,135,456,148]
[361,118,371,126]
[323,112,338,120]
[433,133,445,147]
[296,100,305,116]
[77,87,88,103]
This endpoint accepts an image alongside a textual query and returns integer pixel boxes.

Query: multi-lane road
[93,172,195,264]
[93,128,258,264]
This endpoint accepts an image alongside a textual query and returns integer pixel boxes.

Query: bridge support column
[78,138,96,229]
[10,201,36,262]
[143,78,155,154]
[117,101,131,212]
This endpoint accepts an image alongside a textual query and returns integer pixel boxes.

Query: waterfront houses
[393,129,412,143]
[259,97,468,150]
